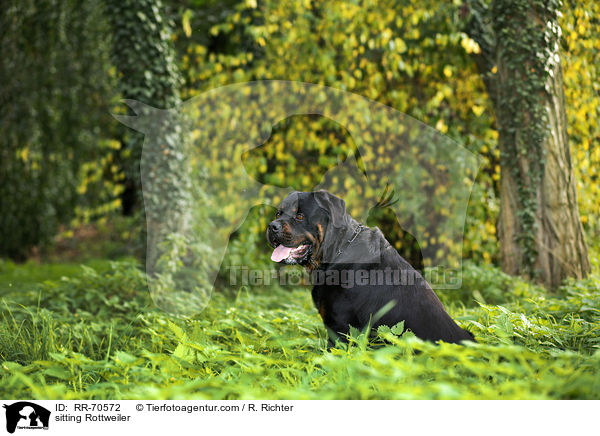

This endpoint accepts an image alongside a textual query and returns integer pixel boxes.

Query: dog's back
[313,226,475,345]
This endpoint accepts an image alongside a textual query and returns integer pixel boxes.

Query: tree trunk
[466,0,590,288]
[105,0,191,270]
[498,61,590,287]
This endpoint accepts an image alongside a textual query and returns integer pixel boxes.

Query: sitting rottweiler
[267,190,474,347]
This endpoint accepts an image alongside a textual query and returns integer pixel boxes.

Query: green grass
[0,258,121,293]
[0,257,599,399]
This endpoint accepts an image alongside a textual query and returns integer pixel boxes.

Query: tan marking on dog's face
[319,303,326,320]
[304,231,316,244]
[304,224,324,271]
[316,224,324,243]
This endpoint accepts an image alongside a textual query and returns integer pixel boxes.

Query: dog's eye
[275,210,282,218]
[295,213,304,221]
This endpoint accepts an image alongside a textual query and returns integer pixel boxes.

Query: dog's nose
[269,221,282,233]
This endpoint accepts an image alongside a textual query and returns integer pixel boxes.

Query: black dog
[267,190,474,347]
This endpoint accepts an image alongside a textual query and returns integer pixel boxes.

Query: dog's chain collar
[335,224,365,259]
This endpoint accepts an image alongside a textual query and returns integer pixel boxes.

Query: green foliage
[177,0,500,267]
[0,0,117,259]
[0,261,153,366]
[1,260,599,399]
[437,260,514,307]
[561,0,600,239]
[170,0,598,274]
[0,258,120,293]
[106,0,183,111]
[2,0,597,274]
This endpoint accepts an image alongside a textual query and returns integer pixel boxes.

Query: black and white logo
[3,402,50,434]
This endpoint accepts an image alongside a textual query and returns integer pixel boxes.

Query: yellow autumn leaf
[435,119,448,134]
[472,105,485,116]
[182,9,192,38]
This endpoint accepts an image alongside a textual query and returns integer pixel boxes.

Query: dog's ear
[312,190,349,229]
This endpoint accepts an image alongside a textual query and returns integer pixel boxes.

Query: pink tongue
[271,245,293,262]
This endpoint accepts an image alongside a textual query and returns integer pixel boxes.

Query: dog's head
[267,190,350,267]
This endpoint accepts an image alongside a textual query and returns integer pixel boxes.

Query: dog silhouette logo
[114,80,480,316]
[3,402,50,433]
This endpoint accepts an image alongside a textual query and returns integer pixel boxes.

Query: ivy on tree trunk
[464,0,590,288]
[105,0,191,270]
